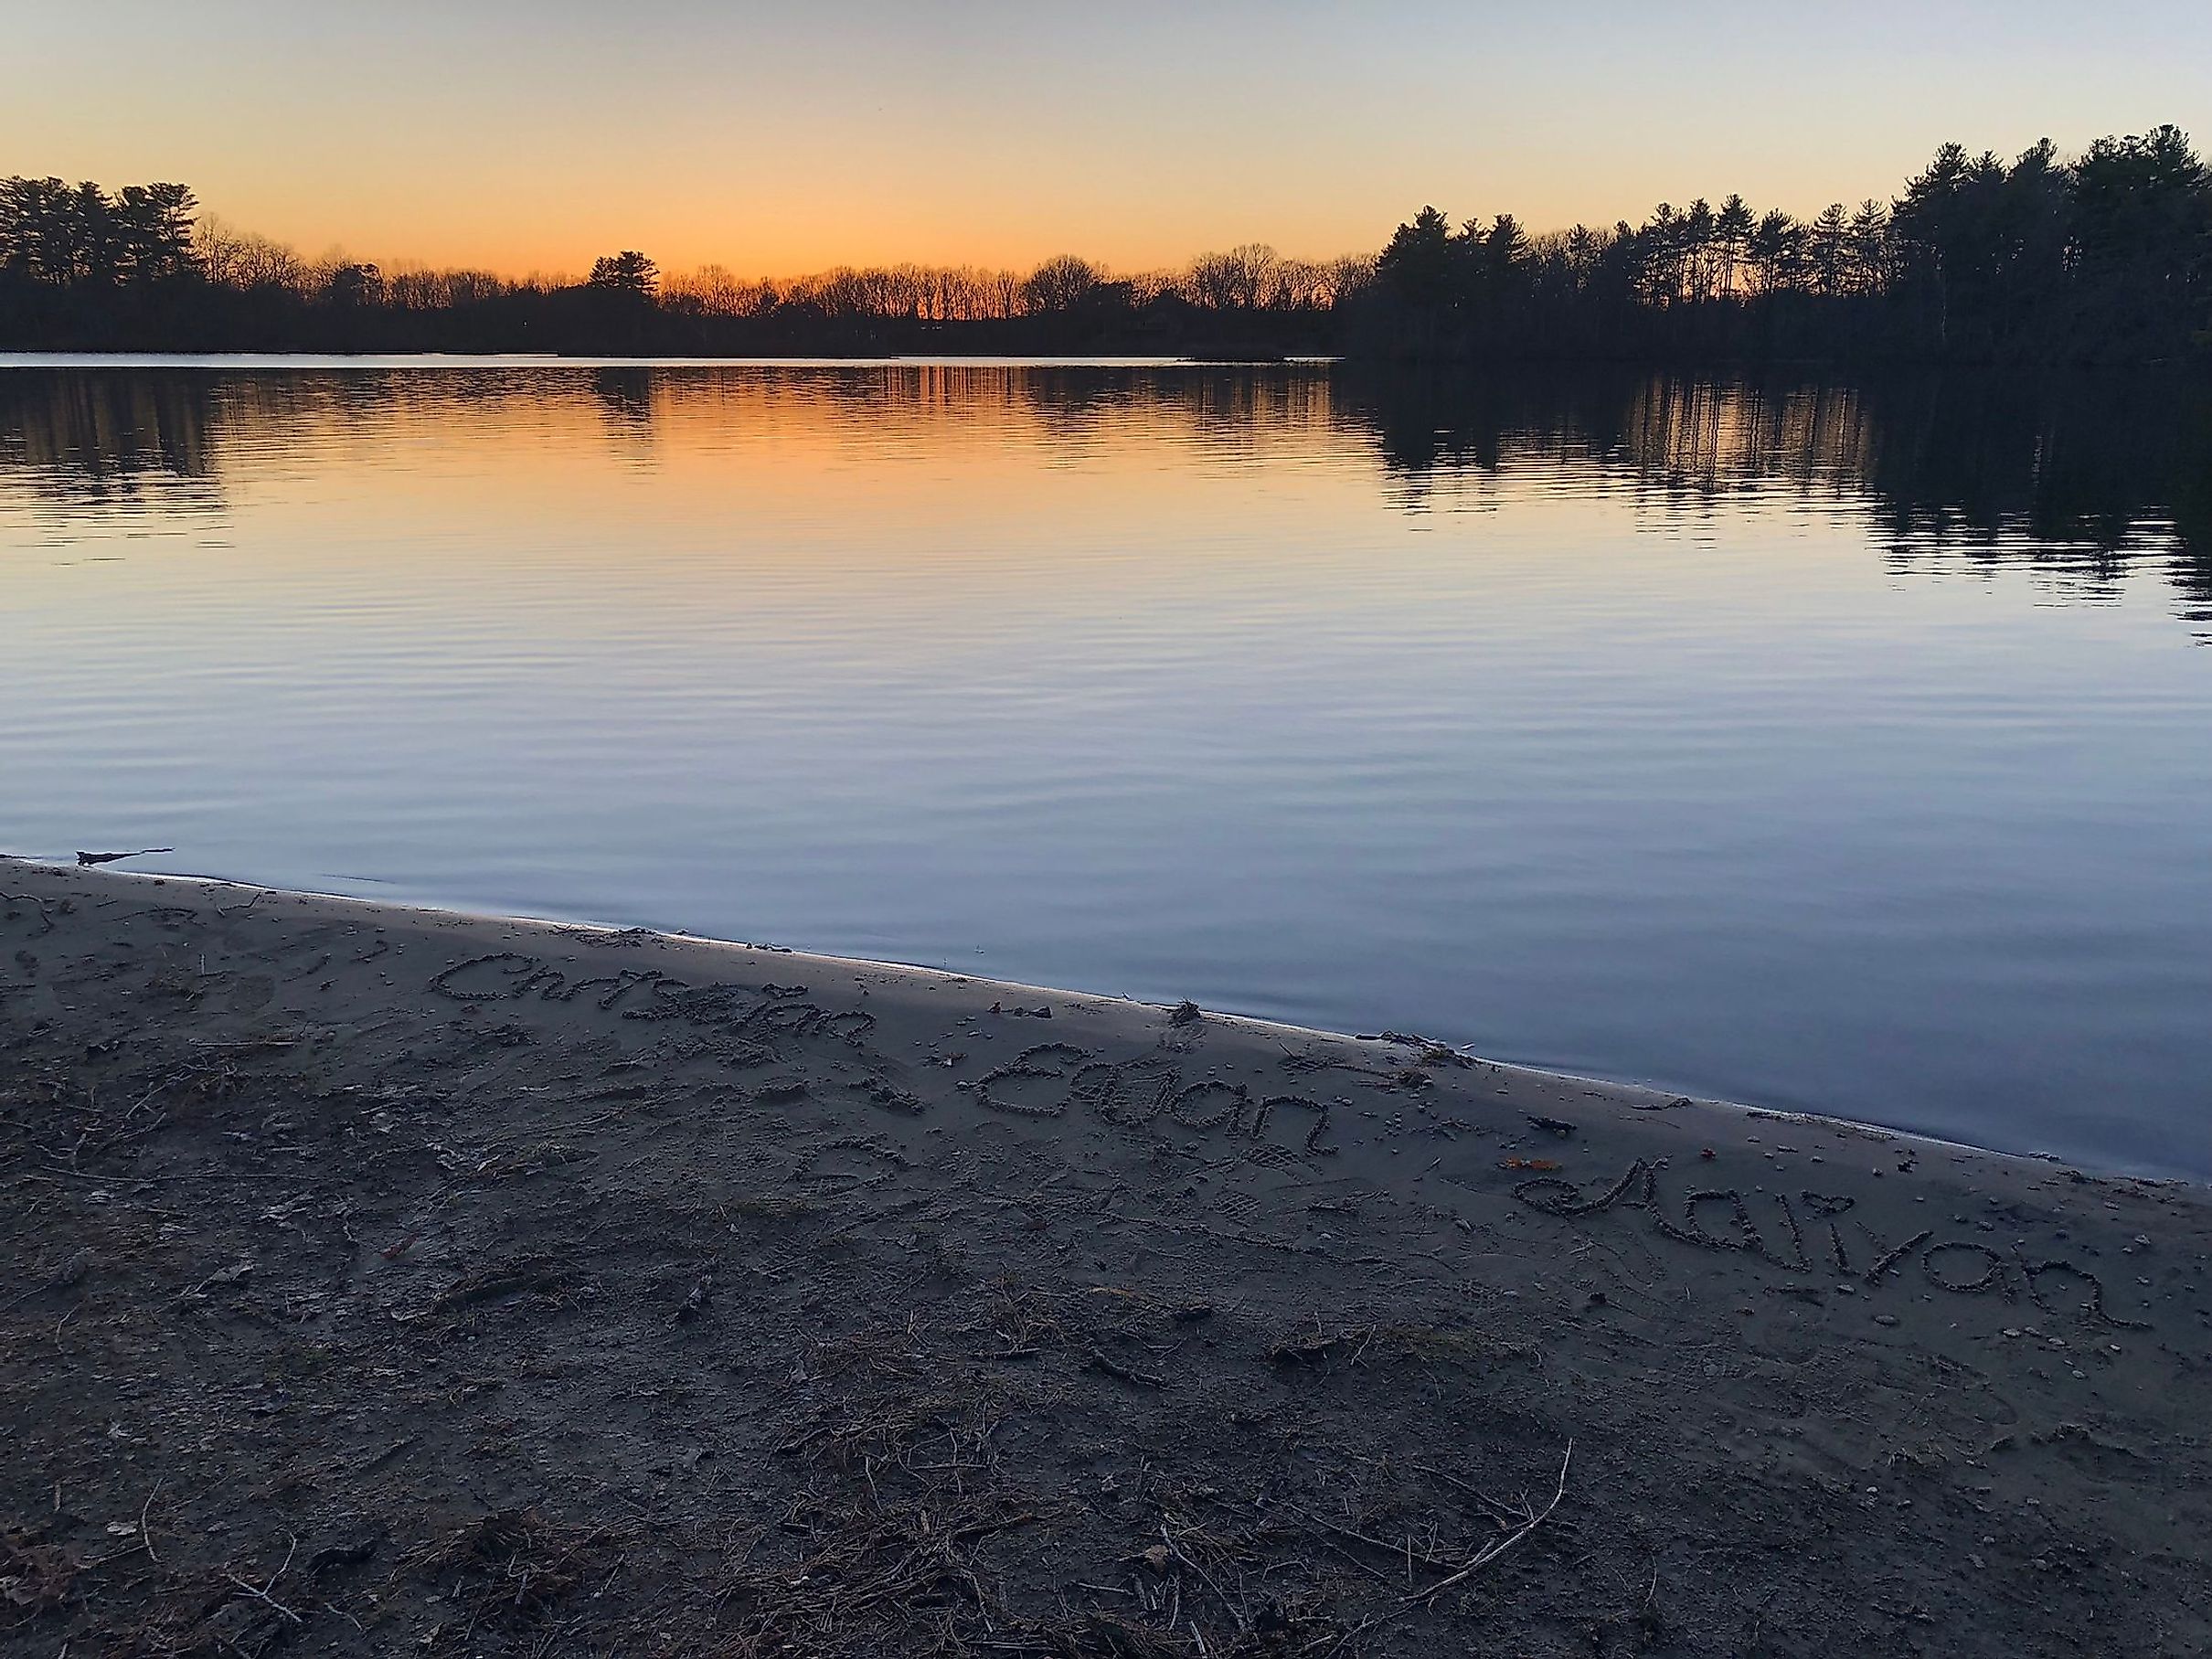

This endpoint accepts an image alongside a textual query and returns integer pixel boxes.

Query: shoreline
[4,855,2208,1654]
[15,856,2156,1194]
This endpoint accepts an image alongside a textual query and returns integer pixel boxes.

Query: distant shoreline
[0,351,1335,370]
[5,350,2203,378]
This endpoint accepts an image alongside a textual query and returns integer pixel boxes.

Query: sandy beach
[3,855,2207,1656]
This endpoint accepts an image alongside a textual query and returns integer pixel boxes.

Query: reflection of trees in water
[1851,376,2212,631]
[5,364,2205,635]
[664,363,1342,453]
[0,368,665,506]
[590,368,656,441]
[0,372,223,510]
[1336,366,2212,638]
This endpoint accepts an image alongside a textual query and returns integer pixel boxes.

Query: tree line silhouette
[1366,127,2211,360]
[3,126,2207,360]
[0,186,1358,356]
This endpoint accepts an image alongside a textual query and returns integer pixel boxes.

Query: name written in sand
[426,949,1342,1152]
[421,947,2154,1339]
[1511,1157,2150,1330]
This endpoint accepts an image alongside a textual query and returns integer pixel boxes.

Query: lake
[3,358,2207,1177]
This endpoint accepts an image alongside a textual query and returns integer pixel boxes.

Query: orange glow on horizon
[7,3,2208,282]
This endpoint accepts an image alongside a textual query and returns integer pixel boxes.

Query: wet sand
[3,856,2207,1655]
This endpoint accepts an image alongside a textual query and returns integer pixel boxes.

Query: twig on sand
[352,1434,420,1476]
[1086,1348,1167,1388]
[76,848,174,867]
[225,1531,304,1623]
[138,1478,164,1567]
[1404,1441,1573,1603]
[1161,1520,1244,1633]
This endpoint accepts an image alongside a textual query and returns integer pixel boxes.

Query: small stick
[225,1531,303,1623]
[351,1434,419,1475]
[139,1477,164,1567]
[1087,1349,1166,1388]
[1405,1440,1573,1603]
[76,848,175,867]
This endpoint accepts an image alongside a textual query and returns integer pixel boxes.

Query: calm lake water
[4,359,2209,1177]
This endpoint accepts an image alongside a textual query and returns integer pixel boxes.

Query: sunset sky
[11,0,2210,278]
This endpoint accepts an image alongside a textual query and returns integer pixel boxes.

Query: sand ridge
[3,856,2208,1655]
